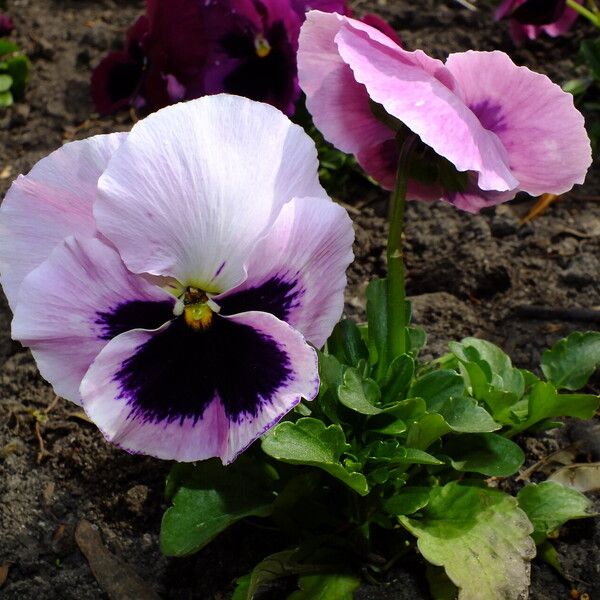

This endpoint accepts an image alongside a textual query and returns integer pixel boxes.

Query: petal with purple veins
[0,132,126,310]
[216,195,354,348]
[95,95,325,292]
[445,50,592,197]
[81,311,319,463]
[12,236,174,404]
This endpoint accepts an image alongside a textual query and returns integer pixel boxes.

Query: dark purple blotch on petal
[217,276,302,322]
[469,100,507,134]
[96,300,174,340]
[510,0,566,25]
[114,315,292,425]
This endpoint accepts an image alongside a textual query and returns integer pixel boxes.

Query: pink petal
[215,195,354,348]
[446,50,592,196]
[95,95,325,293]
[335,23,518,193]
[81,311,319,463]
[12,237,174,404]
[298,11,392,157]
[0,133,126,310]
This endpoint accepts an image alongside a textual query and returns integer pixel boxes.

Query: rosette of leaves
[0,39,30,108]
[161,280,600,599]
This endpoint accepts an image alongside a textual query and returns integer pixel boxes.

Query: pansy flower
[298,11,591,212]
[495,0,582,44]
[0,95,354,463]
[91,0,209,115]
[201,0,304,115]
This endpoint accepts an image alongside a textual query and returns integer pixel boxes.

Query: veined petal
[81,311,319,463]
[96,95,325,292]
[12,237,174,404]
[335,24,518,193]
[216,196,354,348]
[298,11,394,157]
[445,51,592,196]
[0,133,126,310]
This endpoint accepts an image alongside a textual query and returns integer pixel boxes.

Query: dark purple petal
[508,0,567,25]
[290,0,346,19]
[217,276,301,322]
[0,12,14,36]
[95,300,175,340]
[113,314,293,425]
[91,51,145,115]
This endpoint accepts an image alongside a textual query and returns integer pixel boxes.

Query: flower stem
[567,0,600,26]
[386,135,416,362]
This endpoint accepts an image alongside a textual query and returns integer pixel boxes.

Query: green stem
[386,135,416,363]
[566,0,600,26]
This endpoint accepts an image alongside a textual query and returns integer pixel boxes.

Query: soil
[0,0,599,598]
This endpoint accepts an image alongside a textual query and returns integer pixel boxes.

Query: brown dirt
[1,0,599,598]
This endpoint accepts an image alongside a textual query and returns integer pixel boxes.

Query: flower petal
[445,50,592,196]
[0,133,126,309]
[12,237,174,404]
[81,311,319,463]
[298,11,394,157]
[334,23,518,193]
[95,94,324,292]
[216,196,354,347]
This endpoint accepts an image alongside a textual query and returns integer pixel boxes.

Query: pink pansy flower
[0,95,354,463]
[298,11,591,212]
[495,0,582,45]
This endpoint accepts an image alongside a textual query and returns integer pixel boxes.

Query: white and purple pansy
[0,94,354,464]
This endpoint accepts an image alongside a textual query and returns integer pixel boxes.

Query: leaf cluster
[0,39,30,108]
[161,280,600,599]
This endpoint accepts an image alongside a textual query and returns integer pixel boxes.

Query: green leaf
[509,381,600,436]
[384,486,431,515]
[451,338,524,398]
[518,481,595,544]
[288,573,361,600]
[366,278,388,378]
[381,354,414,404]
[0,39,18,57]
[328,319,369,367]
[0,87,13,107]
[406,413,450,450]
[338,368,383,415]
[580,37,600,80]
[5,53,30,97]
[408,370,464,412]
[443,433,525,477]
[406,326,427,356]
[244,549,328,599]
[160,459,274,556]
[232,574,251,600]
[261,418,369,495]
[370,440,443,466]
[437,397,500,433]
[541,331,600,390]
[400,483,536,600]
[0,73,11,92]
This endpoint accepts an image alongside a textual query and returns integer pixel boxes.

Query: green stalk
[386,135,416,363]
[567,0,600,26]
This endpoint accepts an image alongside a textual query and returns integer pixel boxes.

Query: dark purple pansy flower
[0,12,14,36]
[495,0,582,43]
[201,0,304,115]
[91,0,209,115]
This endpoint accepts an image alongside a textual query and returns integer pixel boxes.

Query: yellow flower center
[183,287,213,330]
[254,35,271,58]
